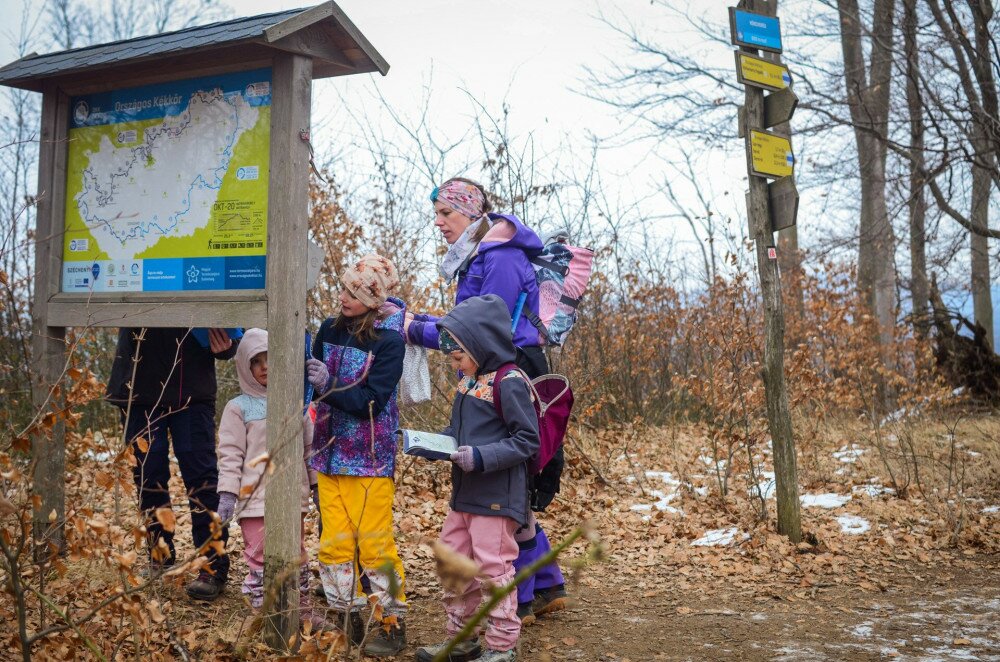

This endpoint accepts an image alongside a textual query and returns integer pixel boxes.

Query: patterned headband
[430,180,486,220]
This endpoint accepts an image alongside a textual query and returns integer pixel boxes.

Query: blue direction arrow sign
[729,8,782,53]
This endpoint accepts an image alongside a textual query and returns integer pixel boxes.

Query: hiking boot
[415,637,483,662]
[531,584,568,617]
[516,601,535,626]
[478,649,516,662]
[185,570,225,601]
[363,617,406,657]
[341,610,367,646]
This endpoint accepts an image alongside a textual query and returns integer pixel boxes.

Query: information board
[62,69,272,293]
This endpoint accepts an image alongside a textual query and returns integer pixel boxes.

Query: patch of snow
[698,455,726,472]
[850,622,873,638]
[645,471,680,486]
[82,450,113,462]
[852,483,895,498]
[833,444,866,463]
[647,489,678,509]
[691,527,747,547]
[880,407,907,426]
[952,386,966,396]
[837,515,871,535]
[630,487,683,520]
[924,646,980,660]
[982,505,999,514]
[753,471,776,500]
[800,493,851,509]
[966,450,982,458]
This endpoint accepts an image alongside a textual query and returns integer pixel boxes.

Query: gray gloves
[217,491,238,522]
[450,446,476,472]
[306,358,330,392]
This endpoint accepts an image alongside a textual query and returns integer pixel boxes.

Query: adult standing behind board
[106,327,237,601]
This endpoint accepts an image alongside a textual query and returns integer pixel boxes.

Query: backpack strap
[521,308,548,338]
[530,255,570,277]
[490,363,520,422]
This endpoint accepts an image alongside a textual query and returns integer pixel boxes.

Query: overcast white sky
[1,0,749,254]
[2,0,993,335]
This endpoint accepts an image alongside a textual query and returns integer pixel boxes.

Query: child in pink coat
[215,328,317,615]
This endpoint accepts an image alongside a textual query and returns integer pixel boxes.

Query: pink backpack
[491,364,573,474]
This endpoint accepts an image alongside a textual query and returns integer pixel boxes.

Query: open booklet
[400,429,457,461]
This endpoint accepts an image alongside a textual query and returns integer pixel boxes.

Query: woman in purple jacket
[405,177,569,625]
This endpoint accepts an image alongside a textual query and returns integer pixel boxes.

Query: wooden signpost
[0,2,388,651]
[730,0,802,542]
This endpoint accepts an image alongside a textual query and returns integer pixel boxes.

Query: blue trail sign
[729,8,782,53]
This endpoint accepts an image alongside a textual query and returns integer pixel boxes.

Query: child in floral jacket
[305,254,407,657]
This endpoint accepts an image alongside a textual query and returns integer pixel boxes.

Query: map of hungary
[62,68,271,293]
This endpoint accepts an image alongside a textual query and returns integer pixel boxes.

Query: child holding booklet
[415,294,540,662]
[304,254,407,657]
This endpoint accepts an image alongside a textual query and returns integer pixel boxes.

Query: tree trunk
[903,0,929,337]
[837,0,897,374]
[969,0,996,350]
[971,157,993,350]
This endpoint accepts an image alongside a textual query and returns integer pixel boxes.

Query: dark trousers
[123,402,229,580]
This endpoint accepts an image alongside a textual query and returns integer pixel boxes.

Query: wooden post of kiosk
[261,51,312,647]
[731,0,802,542]
[0,2,389,650]
[30,84,70,557]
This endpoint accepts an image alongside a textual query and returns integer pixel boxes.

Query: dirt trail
[403,554,999,661]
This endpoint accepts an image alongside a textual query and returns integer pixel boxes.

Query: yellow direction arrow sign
[748,130,794,178]
[735,53,792,91]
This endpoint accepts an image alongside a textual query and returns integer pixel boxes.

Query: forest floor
[5,414,1000,660]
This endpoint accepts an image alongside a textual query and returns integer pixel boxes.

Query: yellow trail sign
[735,53,792,91]
[749,130,794,178]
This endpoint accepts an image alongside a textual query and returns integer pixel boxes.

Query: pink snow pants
[439,510,520,652]
[239,516,308,609]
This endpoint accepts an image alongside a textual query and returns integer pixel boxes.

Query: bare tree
[836,0,898,362]
[903,0,929,335]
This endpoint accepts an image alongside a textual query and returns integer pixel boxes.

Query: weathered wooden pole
[732,0,801,542]
[263,51,312,650]
[30,83,69,558]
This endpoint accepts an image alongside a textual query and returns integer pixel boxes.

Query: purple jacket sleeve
[407,313,442,349]
[480,248,529,317]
